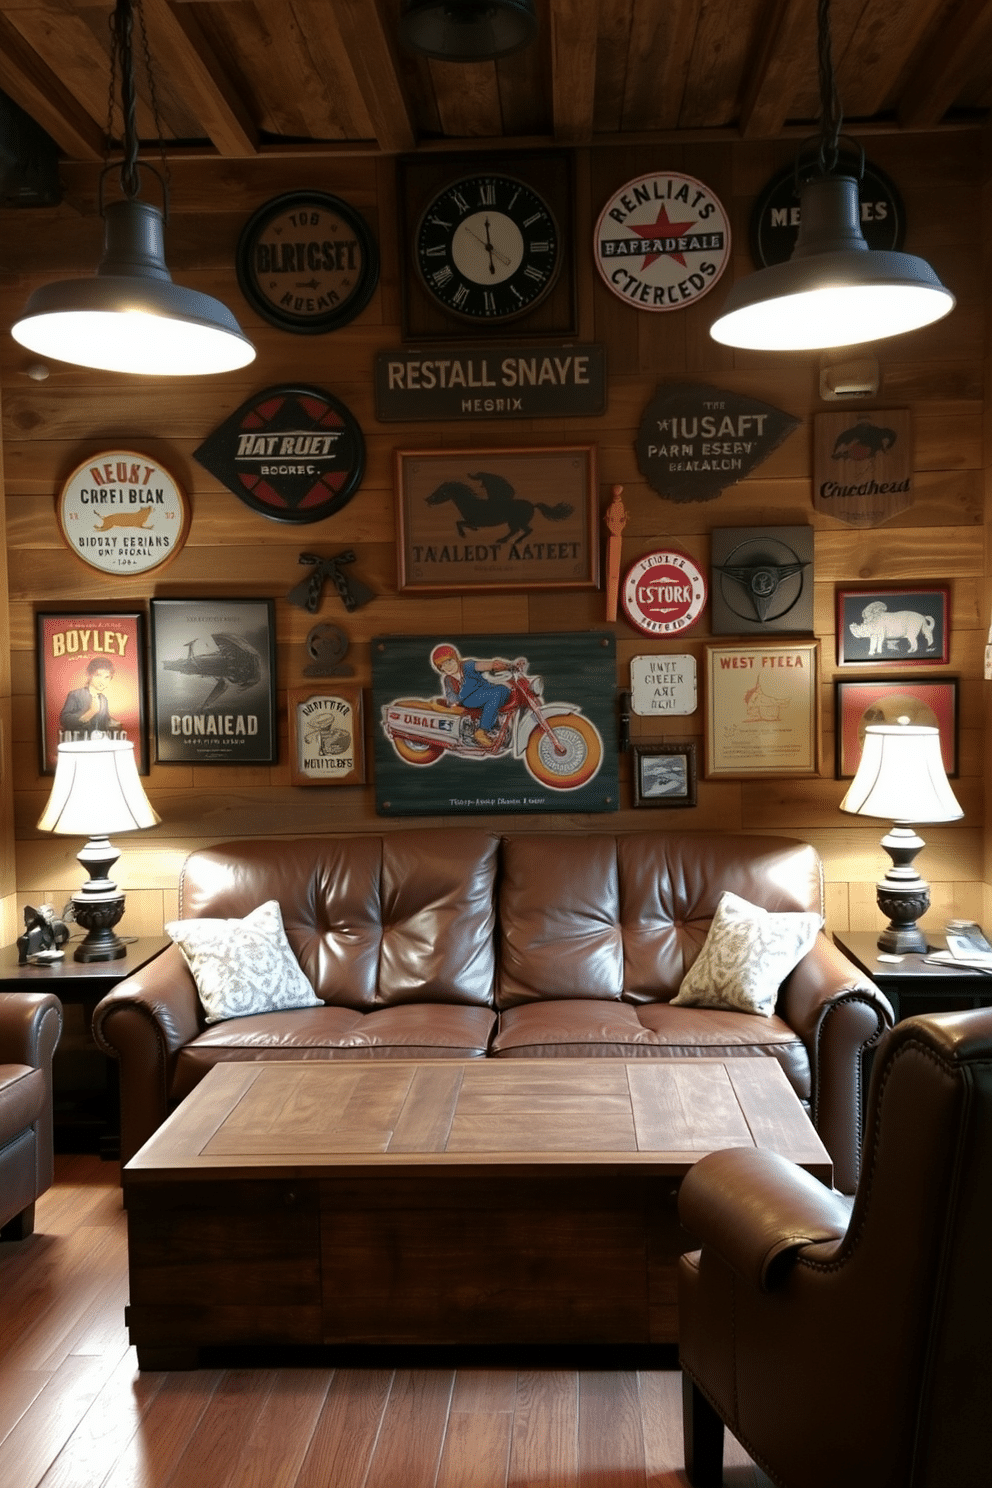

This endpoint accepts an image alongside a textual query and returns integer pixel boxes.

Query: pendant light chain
[816,0,843,176]
[105,0,170,212]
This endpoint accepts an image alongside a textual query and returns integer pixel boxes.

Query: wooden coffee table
[123,1058,831,1368]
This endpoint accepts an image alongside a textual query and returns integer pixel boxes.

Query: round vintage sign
[594,172,731,312]
[56,450,190,576]
[236,192,379,334]
[622,550,707,637]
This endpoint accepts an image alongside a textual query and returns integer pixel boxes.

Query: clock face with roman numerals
[415,174,561,321]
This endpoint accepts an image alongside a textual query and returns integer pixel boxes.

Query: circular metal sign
[750,157,905,267]
[237,191,379,334]
[622,550,707,636]
[594,172,731,312]
[56,450,190,576]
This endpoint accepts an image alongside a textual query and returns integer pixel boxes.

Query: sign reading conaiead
[374,342,605,421]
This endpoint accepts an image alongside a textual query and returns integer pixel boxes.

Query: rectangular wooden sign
[375,343,605,421]
[813,410,914,527]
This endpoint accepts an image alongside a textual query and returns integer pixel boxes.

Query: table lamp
[839,723,962,953]
[37,739,160,962]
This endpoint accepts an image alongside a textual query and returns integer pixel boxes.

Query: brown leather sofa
[92,830,892,1190]
[0,991,63,1239]
[677,1006,992,1488]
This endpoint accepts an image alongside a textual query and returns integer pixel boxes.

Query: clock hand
[463,223,511,268]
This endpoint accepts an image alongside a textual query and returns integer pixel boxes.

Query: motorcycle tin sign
[372,631,618,816]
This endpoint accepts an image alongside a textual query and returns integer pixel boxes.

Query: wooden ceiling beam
[738,0,816,139]
[0,9,104,159]
[327,0,417,154]
[140,0,259,156]
[898,0,992,128]
[550,0,599,143]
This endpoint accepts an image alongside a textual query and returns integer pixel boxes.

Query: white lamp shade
[839,724,962,823]
[38,740,161,836]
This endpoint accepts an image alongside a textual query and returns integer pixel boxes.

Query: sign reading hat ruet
[594,173,731,311]
[56,450,190,576]
[194,385,365,525]
[637,382,801,504]
[622,551,707,637]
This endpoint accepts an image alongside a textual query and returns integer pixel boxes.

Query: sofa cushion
[171,1004,497,1102]
[672,891,821,1017]
[166,899,321,1025]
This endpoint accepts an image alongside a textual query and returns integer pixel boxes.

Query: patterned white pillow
[671,889,822,1017]
[166,898,320,1025]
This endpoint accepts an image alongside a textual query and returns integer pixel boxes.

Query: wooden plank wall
[0,131,985,940]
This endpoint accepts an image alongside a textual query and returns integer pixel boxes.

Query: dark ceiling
[0,0,987,166]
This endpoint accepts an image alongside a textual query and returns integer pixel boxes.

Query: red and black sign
[194,385,365,525]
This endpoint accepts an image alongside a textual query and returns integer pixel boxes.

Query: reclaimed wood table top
[124,1058,832,1184]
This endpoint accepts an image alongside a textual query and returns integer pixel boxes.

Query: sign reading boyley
[636,382,801,503]
[374,342,605,421]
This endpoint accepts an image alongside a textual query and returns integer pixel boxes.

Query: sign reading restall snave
[593,173,731,311]
[636,382,802,504]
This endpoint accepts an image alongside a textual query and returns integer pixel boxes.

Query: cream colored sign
[704,642,820,778]
[630,655,697,716]
[57,450,189,576]
[289,686,365,787]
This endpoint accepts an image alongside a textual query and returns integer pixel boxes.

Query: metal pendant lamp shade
[11,0,255,378]
[710,174,955,351]
[12,197,256,376]
[399,0,538,61]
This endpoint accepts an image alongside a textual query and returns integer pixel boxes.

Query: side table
[0,936,170,1157]
[833,930,992,1024]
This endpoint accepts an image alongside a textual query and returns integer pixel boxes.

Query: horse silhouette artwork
[426,470,574,547]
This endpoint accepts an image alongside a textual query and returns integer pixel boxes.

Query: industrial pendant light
[12,0,254,376]
[710,0,954,352]
[399,0,538,62]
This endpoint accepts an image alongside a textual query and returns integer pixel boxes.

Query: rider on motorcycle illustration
[431,643,511,748]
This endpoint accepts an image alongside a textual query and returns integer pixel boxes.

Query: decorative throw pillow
[166,898,320,1025]
[671,890,822,1018]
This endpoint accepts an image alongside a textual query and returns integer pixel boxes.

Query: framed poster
[372,631,618,815]
[288,686,365,785]
[632,742,697,808]
[36,611,148,775]
[836,587,950,667]
[703,641,821,779]
[150,599,277,764]
[835,678,958,779]
[395,446,599,593]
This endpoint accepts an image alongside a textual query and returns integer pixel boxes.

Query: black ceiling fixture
[399,0,538,62]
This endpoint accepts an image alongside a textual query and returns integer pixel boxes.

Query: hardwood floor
[0,1156,773,1488]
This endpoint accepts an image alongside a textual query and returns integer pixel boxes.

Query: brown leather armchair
[0,991,63,1240]
[677,1007,992,1488]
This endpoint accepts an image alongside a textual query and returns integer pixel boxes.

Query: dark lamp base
[72,892,127,962]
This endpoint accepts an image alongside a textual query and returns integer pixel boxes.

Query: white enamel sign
[630,654,697,716]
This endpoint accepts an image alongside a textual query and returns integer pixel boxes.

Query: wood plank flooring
[0,1155,773,1488]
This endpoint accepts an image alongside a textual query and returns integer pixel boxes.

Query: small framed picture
[835,677,959,779]
[836,586,950,666]
[288,686,365,786]
[36,611,149,775]
[632,742,697,808]
[150,598,277,764]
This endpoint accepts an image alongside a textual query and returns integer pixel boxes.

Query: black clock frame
[399,150,576,341]
[236,191,380,335]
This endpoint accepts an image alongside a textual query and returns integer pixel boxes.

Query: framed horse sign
[394,445,599,594]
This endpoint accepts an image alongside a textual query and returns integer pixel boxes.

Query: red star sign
[628,204,698,268]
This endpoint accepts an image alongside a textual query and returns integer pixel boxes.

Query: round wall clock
[236,191,379,334]
[56,450,190,577]
[414,173,561,322]
[622,550,707,637]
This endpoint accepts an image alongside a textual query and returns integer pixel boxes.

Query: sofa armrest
[678,1147,852,1291]
[780,933,894,1195]
[92,943,202,1164]
[0,990,63,1069]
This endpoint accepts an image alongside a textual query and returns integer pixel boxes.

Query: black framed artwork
[836,586,950,667]
[150,599,277,764]
[632,742,697,808]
